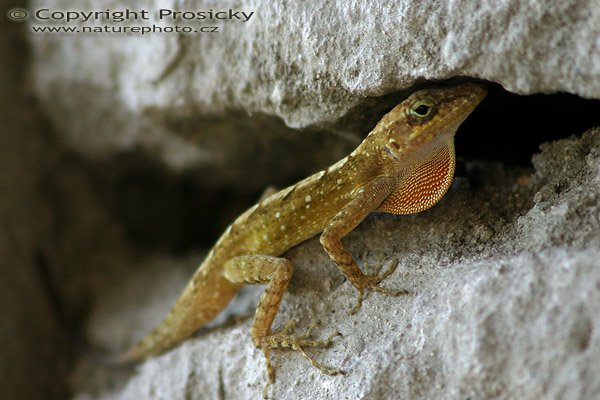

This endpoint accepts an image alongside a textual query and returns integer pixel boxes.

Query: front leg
[320,175,408,314]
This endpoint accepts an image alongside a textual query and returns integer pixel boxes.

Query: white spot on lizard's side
[305,195,312,203]
[280,225,286,231]
[275,212,281,219]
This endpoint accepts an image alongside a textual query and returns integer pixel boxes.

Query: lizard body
[115,83,486,396]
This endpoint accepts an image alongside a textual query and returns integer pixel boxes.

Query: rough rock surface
[73,130,600,399]
[29,0,600,188]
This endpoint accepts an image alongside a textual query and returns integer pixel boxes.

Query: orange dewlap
[376,140,455,215]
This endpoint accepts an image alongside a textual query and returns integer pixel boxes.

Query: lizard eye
[409,99,437,119]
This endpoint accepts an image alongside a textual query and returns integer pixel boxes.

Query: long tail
[98,270,240,365]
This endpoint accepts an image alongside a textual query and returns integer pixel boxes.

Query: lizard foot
[258,320,343,399]
[348,260,409,315]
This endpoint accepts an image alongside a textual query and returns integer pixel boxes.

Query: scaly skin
[115,82,487,397]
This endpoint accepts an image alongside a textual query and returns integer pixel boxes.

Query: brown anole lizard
[110,82,486,397]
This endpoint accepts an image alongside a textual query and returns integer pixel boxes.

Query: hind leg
[223,254,341,398]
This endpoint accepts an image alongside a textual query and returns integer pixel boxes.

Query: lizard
[109,82,486,397]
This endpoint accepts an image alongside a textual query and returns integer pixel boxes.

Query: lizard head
[370,82,487,164]
[357,82,486,215]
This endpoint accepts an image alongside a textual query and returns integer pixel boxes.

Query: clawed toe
[371,285,409,297]
[347,260,408,314]
[259,322,343,398]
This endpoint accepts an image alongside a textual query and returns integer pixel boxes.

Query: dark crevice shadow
[69,83,600,254]
[456,83,600,165]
